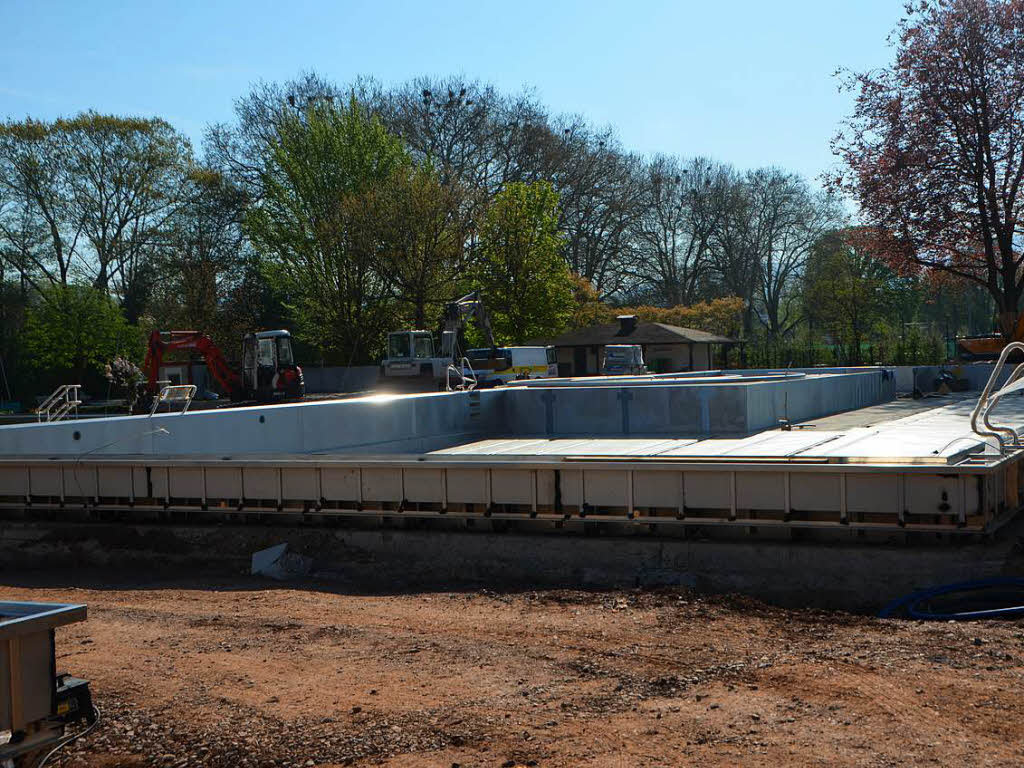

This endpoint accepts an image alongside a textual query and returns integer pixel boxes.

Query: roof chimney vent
[617,314,638,334]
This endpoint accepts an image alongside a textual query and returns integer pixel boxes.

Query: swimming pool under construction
[2,364,1024,542]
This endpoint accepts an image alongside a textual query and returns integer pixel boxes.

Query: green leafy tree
[0,113,192,321]
[22,285,140,384]
[804,229,891,365]
[365,162,468,329]
[245,96,409,363]
[473,181,571,343]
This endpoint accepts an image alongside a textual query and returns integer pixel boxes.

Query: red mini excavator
[142,329,304,403]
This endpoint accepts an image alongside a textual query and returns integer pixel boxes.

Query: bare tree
[746,169,841,338]
[0,120,84,291]
[631,156,730,305]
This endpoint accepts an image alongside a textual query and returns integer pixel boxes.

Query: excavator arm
[142,330,242,398]
[440,291,498,359]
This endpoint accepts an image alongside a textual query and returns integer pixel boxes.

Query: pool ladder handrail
[970,342,1024,452]
[149,384,197,416]
[37,384,82,422]
[446,358,477,392]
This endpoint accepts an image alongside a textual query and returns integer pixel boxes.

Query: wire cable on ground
[35,704,101,768]
[878,577,1024,620]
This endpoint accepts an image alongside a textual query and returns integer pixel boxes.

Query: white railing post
[149,385,197,416]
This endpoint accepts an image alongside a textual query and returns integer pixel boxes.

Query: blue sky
[1,0,899,182]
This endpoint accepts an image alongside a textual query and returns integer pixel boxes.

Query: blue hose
[878,576,1024,620]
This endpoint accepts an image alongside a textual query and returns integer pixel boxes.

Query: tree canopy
[835,0,1024,337]
[473,181,572,344]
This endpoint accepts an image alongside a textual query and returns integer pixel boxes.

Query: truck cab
[601,344,648,376]
[241,330,304,401]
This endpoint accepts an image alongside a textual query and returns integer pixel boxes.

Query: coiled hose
[878,577,1024,620]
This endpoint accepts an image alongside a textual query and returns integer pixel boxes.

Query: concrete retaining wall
[2,519,1021,611]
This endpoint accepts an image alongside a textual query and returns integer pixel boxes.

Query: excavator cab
[241,330,305,401]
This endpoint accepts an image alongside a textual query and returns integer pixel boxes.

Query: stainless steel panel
[402,468,444,503]
[321,468,359,501]
[205,467,243,499]
[242,467,279,500]
[790,473,841,512]
[736,472,785,510]
[361,468,403,502]
[282,467,318,501]
[28,465,61,496]
[684,471,731,509]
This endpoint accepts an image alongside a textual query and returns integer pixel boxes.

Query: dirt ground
[4,570,1024,768]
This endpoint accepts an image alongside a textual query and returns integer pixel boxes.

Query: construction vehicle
[601,344,648,376]
[381,292,511,390]
[957,311,1024,360]
[142,329,304,404]
[1,601,98,767]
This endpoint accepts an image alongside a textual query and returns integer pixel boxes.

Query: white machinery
[381,292,510,390]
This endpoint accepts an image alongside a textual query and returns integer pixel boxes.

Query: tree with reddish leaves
[834,0,1024,338]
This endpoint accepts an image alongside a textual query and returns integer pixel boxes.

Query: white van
[467,346,558,384]
[507,346,558,379]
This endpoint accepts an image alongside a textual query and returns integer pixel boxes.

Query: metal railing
[446,358,478,392]
[970,342,1024,452]
[37,384,82,422]
[149,384,197,416]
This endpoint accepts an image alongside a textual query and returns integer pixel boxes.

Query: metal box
[0,601,87,733]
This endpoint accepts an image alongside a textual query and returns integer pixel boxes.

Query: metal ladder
[149,384,197,416]
[36,384,82,422]
[970,342,1024,452]
[446,357,478,392]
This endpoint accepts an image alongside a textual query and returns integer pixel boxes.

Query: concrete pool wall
[0,369,896,458]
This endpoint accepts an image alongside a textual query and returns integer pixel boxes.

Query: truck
[601,344,648,376]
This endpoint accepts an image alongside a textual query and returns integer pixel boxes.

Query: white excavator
[380,291,511,391]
